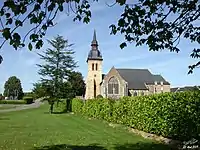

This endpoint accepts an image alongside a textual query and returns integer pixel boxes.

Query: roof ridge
[116,68,149,70]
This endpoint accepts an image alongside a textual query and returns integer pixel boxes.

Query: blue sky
[0,1,200,93]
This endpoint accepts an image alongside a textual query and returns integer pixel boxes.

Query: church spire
[87,30,103,62]
[93,29,97,41]
[91,29,98,49]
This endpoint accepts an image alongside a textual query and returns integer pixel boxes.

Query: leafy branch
[109,0,200,73]
[0,0,97,63]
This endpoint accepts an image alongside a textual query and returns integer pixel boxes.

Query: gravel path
[0,98,44,113]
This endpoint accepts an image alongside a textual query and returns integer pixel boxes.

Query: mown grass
[0,104,172,150]
[0,105,17,110]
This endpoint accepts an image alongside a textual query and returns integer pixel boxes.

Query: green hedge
[0,100,26,104]
[72,98,84,113]
[72,91,200,141]
[23,96,34,104]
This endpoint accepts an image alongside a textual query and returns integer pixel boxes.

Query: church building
[85,31,170,99]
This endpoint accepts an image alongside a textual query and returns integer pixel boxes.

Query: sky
[0,1,200,93]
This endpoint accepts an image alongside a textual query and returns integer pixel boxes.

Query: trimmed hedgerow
[72,91,200,141]
[0,100,26,104]
[72,98,84,113]
[23,96,34,104]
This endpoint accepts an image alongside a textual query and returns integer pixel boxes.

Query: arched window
[141,91,144,96]
[96,63,98,70]
[108,77,119,94]
[92,63,94,71]
[134,91,137,96]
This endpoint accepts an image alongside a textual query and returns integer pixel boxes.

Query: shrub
[72,91,200,141]
[96,94,103,99]
[0,100,26,104]
[23,96,34,104]
[72,98,84,113]
[24,92,37,100]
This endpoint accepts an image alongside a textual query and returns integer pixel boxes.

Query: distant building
[171,86,200,92]
[85,30,171,99]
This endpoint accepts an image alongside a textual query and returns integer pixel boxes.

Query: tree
[37,35,77,113]
[4,76,24,100]
[0,0,199,73]
[32,82,48,99]
[68,71,85,97]
[109,0,200,73]
[0,93,4,100]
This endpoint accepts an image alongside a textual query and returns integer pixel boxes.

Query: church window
[108,77,119,94]
[141,91,144,96]
[134,91,137,96]
[92,63,94,70]
[155,87,157,93]
[96,63,98,70]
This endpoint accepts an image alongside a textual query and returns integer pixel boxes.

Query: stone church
[85,31,170,99]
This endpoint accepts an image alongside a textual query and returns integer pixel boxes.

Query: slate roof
[171,86,200,92]
[116,69,169,90]
[87,50,102,61]
[87,30,103,62]
[152,75,170,85]
[170,87,179,92]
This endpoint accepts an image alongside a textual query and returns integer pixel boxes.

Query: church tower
[85,30,103,99]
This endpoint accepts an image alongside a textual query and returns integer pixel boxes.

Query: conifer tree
[37,35,77,113]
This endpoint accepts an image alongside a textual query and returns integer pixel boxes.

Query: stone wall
[129,89,149,96]
[85,60,103,99]
[101,67,128,98]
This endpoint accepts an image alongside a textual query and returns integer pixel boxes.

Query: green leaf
[5,13,10,18]
[83,17,90,24]
[117,0,126,5]
[15,20,23,26]
[21,6,27,14]
[13,32,21,40]
[0,9,4,16]
[30,15,38,24]
[48,3,55,11]
[47,20,53,26]
[30,34,39,42]
[2,28,11,40]
[6,18,12,25]
[42,24,47,31]
[109,24,117,35]
[120,42,127,49]
[118,18,125,27]
[37,0,43,4]
[58,5,63,11]
[34,4,40,11]
[35,40,43,49]
[197,35,200,44]
[28,43,33,51]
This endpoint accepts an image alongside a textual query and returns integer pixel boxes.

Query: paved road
[0,98,44,113]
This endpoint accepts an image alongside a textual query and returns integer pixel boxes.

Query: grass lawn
[0,104,173,150]
[0,105,17,110]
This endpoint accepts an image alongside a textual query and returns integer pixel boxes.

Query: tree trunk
[49,103,54,114]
